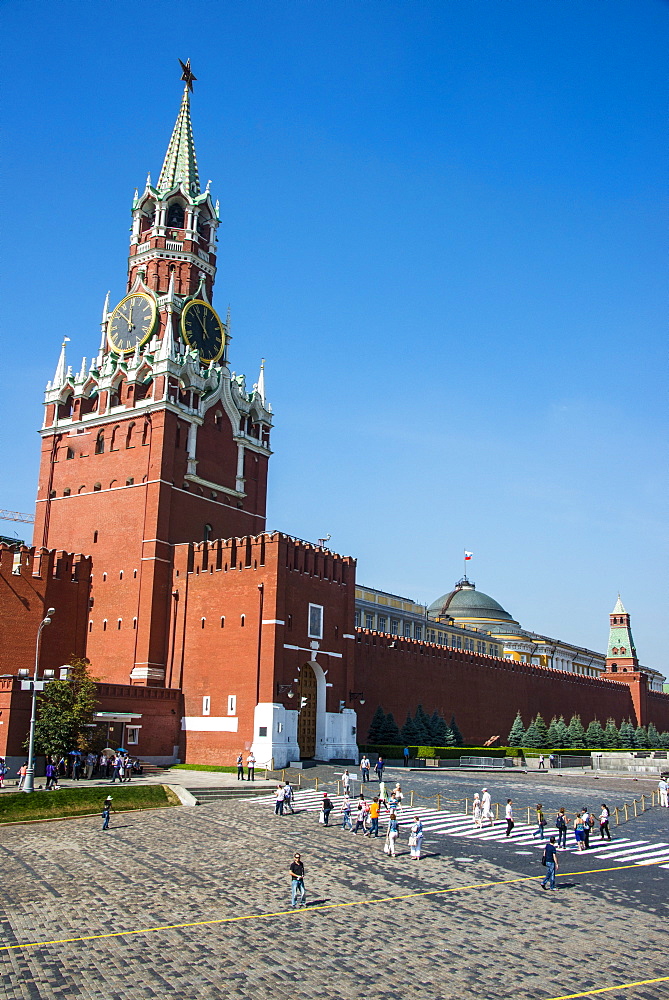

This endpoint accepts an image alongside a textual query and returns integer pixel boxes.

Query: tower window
[102,619,107,631]
[95,432,104,455]
[167,203,185,228]
[308,604,324,640]
[203,524,212,541]
[88,621,93,632]
[117,619,122,630]
[201,617,206,629]
[66,448,74,460]
[126,422,135,449]
[93,483,101,492]
[119,571,123,580]
[220,616,225,628]
[93,531,98,543]
[133,618,137,630]
[63,488,70,497]
[240,615,245,627]
[126,477,134,486]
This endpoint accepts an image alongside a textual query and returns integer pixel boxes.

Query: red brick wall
[353,630,647,744]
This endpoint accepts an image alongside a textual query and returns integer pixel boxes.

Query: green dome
[428,580,517,624]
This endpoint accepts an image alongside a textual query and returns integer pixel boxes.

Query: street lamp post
[23,607,55,793]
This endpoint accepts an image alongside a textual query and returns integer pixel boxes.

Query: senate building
[1,65,667,769]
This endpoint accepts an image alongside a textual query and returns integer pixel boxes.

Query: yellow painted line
[0,860,664,953]
[545,974,669,999]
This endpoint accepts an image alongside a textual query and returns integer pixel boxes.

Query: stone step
[185,785,273,803]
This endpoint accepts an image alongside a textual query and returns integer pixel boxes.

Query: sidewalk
[0,768,275,794]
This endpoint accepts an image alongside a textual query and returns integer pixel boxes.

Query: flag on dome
[464,551,473,560]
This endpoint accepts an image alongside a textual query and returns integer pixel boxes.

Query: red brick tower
[33,63,273,685]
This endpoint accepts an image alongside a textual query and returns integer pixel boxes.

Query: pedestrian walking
[341,794,352,830]
[532,804,546,840]
[289,853,306,909]
[472,793,482,828]
[403,747,410,767]
[505,799,514,838]
[0,757,6,789]
[246,752,256,781]
[342,769,352,797]
[538,754,546,770]
[374,756,385,781]
[283,781,295,814]
[549,753,556,769]
[385,811,400,856]
[123,755,132,781]
[658,776,668,808]
[101,795,113,831]
[110,754,121,783]
[573,812,585,851]
[378,779,388,806]
[353,796,368,835]
[236,753,244,780]
[86,753,96,780]
[541,836,559,890]
[409,816,423,860]
[275,784,285,816]
[321,793,333,827]
[481,788,493,826]
[599,804,611,841]
[369,797,381,837]
[393,783,404,814]
[17,762,27,790]
[581,808,591,850]
[360,755,370,783]
[45,759,57,790]
[555,808,568,849]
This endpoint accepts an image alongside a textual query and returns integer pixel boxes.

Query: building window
[63,488,71,497]
[259,726,267,737]
[117,619,122,630]
[390,619,399,635]
[414,624,422,641]
[377,615,387,632]
[66,448,74,460]
[88,621,93,632]
[428,629,436,643]
[202,696,210,716]
[240,614,245,627]
[204,523,212,541]
[95,432,104,455]
[308,603,323,639]
[201,617,206,629]
[354,610,361,627]
[119,571,123,580]
[220,616,225,628]
[403,623,411,638]
[365,614,374,630]
[126,726,140,745]
[102,620,107,631]
[93,531,98,543]
[227,695,236,716]
[93,483,101,492]
[133,618,137,630]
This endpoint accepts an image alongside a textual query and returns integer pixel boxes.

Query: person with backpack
[353,796,368,835]
[555,808,568,849]
[236,753,244,780]
[274,784,285,816]
[541,836,559,890]
[0,757,7,789]
[341,794,352,830]
[321,793,333,827]
[581,807,591,849]
[283,781,295,814]
[385,811,400,857]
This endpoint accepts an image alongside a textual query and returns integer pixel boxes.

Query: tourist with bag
[555,808,568,849]
[289,853,306,909]
[321,793,333,827]
[385,812,399,857]
[541,836,559,890]
[599,804,611,841]
[532,804,547,840]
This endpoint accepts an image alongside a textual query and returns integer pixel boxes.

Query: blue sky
[1,0,666,665]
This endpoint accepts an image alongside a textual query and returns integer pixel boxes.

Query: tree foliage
[367,706,387,744]
[507,711,525,746]
[32,658,98,759]
[567,714,586,749]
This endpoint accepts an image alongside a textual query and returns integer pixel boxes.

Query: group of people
[236,753,257,781]
[0,752,142,791]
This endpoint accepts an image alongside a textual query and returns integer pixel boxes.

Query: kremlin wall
[1,71,667,767]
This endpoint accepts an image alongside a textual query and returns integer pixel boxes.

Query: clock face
[181,299,225,363]
[107,293,157,354]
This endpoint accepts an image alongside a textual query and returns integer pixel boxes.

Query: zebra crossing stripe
[634,852,669,866]
[607,844,669,862]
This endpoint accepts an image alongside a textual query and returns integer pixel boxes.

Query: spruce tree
[618,719,635,749]
[634,724,648,749]
[546,717,560,748]
[380,712,401,745]
[534,713,549,748]
[585,719,605,747]
[507,711,525,746]
[441,722,457,747]
[449,715,464,747]
[603,718,620,749]
[401,712,419,744]
[555,715,570,749]
[567,714,587,749]
[646,723,660,749]
[413,704,431,743]
[367,705,386,744]
[428,710,449,747]
[523,721,540,748]
[659,731,669,750]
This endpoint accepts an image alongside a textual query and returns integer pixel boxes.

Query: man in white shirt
[246,753,256,781]
[658,776,668,808]
[505,799,514,837]
[481,788,493,826]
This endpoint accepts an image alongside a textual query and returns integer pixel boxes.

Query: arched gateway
[297,662,317,758]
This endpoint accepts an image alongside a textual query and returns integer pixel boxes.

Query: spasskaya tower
[33,61,273,685]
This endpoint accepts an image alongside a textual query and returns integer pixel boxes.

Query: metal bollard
[642,794,646,812]
[624,803,628,821]
[495,803,499,820]
[410,790,414,806]
[465,798,468,815]
[633,800,638,817]
[527,807,531,825]
[315,777,319,792]
[337,780,341,795]
[437,793,441,811]
[614,806,619,825]
[298,773,302,788]
[282,769,285,782]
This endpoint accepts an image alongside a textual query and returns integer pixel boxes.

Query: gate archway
[297,662,317,758]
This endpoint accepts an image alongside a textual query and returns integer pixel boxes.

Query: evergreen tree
[602,719,620,749]
[428,710,449,747]
[585,719,605,747]
[413,704,431,744]
[618,719,636,749]
[546,716,560,748]
[33,657,98,759]
[534,713,550,748]
[567,714,587,749]
[367,706,386,744]
[555,715,571,749]
[441,723,457,747]
[507,711,525,746]
[659,731,669,750]
[449,715,464,747]
[380,712,401,744]
[634,724,648,749]
[522,721,540,748]
[401,712,420,744]
[646,722,660,749]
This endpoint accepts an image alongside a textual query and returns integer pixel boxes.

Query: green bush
[170,763,238,773]
[359,744,508,760]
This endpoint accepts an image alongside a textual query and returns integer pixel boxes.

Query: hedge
[359,745,508,760]
[505,747,663,757]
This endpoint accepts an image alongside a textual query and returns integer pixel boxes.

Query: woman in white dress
[472,793,482,828]
[409,816,424,860]
[393,783,404,814]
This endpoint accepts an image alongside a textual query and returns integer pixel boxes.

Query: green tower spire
[157,64,200,196]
